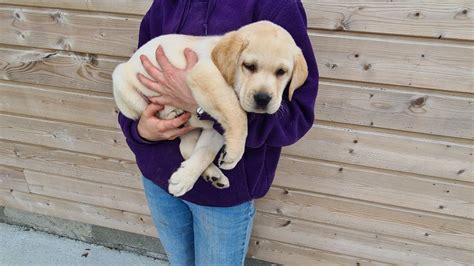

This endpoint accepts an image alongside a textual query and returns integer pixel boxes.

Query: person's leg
[188,200,256,266]
[142,176,195,265]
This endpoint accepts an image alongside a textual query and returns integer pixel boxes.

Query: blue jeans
[142,176,256,266]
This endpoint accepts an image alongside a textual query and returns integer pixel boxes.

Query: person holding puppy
[118,0,319,265]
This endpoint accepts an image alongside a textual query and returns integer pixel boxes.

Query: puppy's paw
[168,167,198,197]
[218,144,243,170]
[203,164,230,189]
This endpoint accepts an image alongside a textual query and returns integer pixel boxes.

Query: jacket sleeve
[245,0,319,148]
[117,5,161,147]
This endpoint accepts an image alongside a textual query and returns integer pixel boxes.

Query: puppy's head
[212,21,308,114]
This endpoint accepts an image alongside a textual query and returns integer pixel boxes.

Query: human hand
[137,46,199,113]
[137,100,194,141]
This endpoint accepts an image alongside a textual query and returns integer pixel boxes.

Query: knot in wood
[325,63,338,69]
[281,220,291,227]
[410,96,427,107]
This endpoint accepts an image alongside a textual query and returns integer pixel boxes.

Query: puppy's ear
[212,31,248,85]
[288,49,308,101]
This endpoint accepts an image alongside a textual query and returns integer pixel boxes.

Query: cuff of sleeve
[198,112,225,135]
[130,119,159,144]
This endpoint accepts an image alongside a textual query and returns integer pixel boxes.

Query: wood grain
[304,1,474,40]
[0,0,152,15]
[0,6,140,56]
[1,140,472,248]
[0,165,29,193]
[274,156,474,218]
[258,186,474,250]
[285,124,473,183]
[1,1,472,41]
[0,81,118,128]
[24,170,149,215]
[1,32,472,94]
[0,46,119,93]
[317,81,474,139]
[253,212,474,265]
[0,188,390,265]
[2,111,471,183]
[4,79,472,141]
[0,189,157,237]
[248,238,389,266]
[0,141,141,189]
[0,113,132,161]
[312,32,474,93]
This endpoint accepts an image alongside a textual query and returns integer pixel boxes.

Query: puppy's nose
[254,93,272,109]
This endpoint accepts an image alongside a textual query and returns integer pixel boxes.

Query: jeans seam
[240,202,255,266]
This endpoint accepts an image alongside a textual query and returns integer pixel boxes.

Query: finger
[137,73,169,94]
[184,48,198,70]
[139,55,165,83]
[148,95,173,106]
[142,103,164,118]
[168,126,195,139]
[155,46,175,72]
[159,112,192,130]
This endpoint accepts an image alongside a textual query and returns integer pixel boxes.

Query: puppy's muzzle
[254,93,272,109]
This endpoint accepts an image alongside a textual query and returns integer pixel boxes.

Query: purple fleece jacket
[118,0,319,207]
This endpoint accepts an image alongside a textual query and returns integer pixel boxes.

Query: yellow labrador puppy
[113,21,307,197]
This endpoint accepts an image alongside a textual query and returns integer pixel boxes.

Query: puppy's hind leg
[112,64,148,120]
[179,130,229,190]
[169,128,226,197]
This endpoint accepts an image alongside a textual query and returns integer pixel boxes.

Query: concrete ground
[0,222,168,265]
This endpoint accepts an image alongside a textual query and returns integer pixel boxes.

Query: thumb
[143,102,164,118]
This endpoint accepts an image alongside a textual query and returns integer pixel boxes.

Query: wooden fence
[0,0,472,264]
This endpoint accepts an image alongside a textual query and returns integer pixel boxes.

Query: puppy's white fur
[113,21,308,197]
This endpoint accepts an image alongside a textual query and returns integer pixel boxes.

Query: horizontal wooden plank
[0,1,152,15]
[0,189,156,237]
[0,113,132,161]
[312,32,473,93]
[0,81,118,128]
[0,165,29,193]
[304,1,474,40]
[1,33,472,94]
[248,238,389,266]
[253,212,473,265]
[0,46,119,93]
[258,187,474,251]
[317,81,474,139]
[2,111,471,184]
[0,141,141,189]
[274,156,474,219]
[2,1,472,41]
[0,5,140,56]
[23,170,148,215]
[3,78,472,141]
[285,124,473,183]
[4,79,472,146]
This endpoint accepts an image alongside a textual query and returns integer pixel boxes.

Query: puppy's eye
[275,68,287,77]
[243,62,257,73]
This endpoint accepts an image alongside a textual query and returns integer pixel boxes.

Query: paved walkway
[0,222,168,265]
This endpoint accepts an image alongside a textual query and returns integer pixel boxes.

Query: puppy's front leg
[169,128,225,197]
[187,61,247,170]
